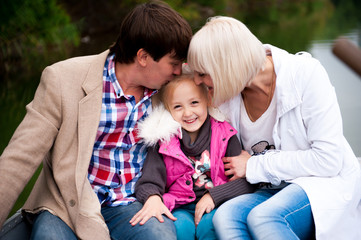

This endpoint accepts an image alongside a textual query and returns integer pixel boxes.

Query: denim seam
[283,203,311,237]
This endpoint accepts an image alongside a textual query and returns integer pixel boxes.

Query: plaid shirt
[88,54,156,206]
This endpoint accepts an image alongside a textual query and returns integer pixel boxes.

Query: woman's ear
[207,91,213,106]
[136,48,148,67]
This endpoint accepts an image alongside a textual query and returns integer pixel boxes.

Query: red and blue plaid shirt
[88,54,156,206]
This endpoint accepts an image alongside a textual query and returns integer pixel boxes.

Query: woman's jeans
[31,201,176,240]
[173,203,217,240]
[213,183,314,240]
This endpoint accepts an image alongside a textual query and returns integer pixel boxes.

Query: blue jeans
[31,201,176,240]
[173,203,217,240]
[213,184,314,240]
[102,201,176,240]
[31,210,77,240]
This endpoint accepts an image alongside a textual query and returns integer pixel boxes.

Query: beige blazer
[0,50,111,239]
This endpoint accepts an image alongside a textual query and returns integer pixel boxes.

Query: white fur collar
[137,105,181,147]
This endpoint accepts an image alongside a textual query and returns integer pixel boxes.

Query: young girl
[129,67,254,240]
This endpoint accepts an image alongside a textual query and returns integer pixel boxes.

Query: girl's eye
[173,105,181,109]
[191,101,199,105]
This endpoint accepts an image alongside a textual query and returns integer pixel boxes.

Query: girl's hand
[223,150,251,181]
[194,193,215,226]
[130,195,176,226]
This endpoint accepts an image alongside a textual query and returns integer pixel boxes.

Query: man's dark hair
[109,1,192,63]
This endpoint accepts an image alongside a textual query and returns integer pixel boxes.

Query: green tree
[0,0,80,217]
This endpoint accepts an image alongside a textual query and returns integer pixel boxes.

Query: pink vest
[158,118,237,211]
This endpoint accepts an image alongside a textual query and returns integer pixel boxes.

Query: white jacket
[219,45,361,240]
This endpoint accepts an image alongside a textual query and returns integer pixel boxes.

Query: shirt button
[186,180,191,185]
[69,199,76,207]
[344,194,352,201]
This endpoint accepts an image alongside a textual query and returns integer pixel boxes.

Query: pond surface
[308,28,361,156]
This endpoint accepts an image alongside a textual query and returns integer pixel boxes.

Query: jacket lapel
[268,44,302,118]
[76,50,109,194]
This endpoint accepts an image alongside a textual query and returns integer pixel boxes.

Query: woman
[187,16,361,240]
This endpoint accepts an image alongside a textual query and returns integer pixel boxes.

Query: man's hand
[130,195,176,226]
[223,150,251,181]
[194,193,215,226]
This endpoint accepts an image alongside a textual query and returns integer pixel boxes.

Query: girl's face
[168,79,208,142]
[194,72,214,97]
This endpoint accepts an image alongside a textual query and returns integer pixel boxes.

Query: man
[0,1,192,239]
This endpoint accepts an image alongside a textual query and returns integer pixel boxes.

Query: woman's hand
[130,195,176,226]
[223,150,251,181]
[194,193,215,226]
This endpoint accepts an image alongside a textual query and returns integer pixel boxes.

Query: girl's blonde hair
[187,16,266,106]
[156,65,208,111]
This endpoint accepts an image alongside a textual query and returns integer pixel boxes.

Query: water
[308,29,361,156]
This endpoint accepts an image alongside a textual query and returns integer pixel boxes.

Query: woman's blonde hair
[187,16,266,106]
